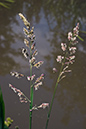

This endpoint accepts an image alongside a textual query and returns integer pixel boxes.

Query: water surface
[0,0,86,129]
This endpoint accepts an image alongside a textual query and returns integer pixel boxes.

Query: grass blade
[77,35,84,41]
[0,86,5,129]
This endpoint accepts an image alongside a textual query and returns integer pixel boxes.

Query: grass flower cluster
[9,13,49,129]
[45,22,79,129]
[9,13,79,129]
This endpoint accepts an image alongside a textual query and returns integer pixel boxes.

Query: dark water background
[0,0,86,129]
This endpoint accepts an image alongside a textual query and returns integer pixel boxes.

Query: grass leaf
[80,30,86,34]
[4,125,9,129]
[0,86,5,129]
[0,2,9,8]
[77,35,84,41]
[5,0,14,3]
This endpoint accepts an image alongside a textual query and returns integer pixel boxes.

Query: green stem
[29,47,33,129]
[29,64,33,129]
[45,42,71,129]
[45,64,63,129]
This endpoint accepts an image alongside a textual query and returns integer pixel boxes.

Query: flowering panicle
[19,13,44,70]
[55,23,79,81]
[9,14,81,129]
[45,23,80,129]
[19,13,45,91]
[9,84,30,103]
[9,13,48,128]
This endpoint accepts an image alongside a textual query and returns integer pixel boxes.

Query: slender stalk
[45,42,71,129]
[29,48,33,129]
[45,63,64,129]
[22,93,31,103]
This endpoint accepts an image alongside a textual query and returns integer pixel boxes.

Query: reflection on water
[0,0,86,129]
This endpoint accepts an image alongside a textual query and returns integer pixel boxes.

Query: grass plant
[9,13,80,129]
[9,13,48,129]
[45,23,79,129]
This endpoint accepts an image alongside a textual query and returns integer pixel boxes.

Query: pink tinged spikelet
[29,57,36,65]
[32,49,38,57]
[72,40,78,45]
[27,34,35,42]
[59,75,66,82]
[34,61,44,68]
[24,39,29,48]
[23,28,29,36]
[66,56,75,61]
[61,43,67,51]
[59,66,71,77]
[63,66,68,71]
[65,56,75,65]
[27,74,35,81]
[9,84,23,97]
[34,82,42,90]
[9,84,17,93]
[30,105,38,111]
[68,32,72,41]
[56,55,64,63]
[31,43,36,50]
[69,47,76,54]
[10,72,24,79]
[27,34,32,39]
[71,37,76,42]
[9,84,29,103]
[30,103,49,111]
[69,55,75,60]
[38,103,49,109]
[53,68,57,73]
[63,66,71,73]
[65,70,71,73]
[22,48,29,58]
[68,23,79,42]
[32,34,35,40]
[73,23,79,36]
[35,74,44,83]
[19,13,30,29]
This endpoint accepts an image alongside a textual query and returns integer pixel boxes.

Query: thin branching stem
[22,93,31,103]
[29,46,33,129]
[45,42,71,129]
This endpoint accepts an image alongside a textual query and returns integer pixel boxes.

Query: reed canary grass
[9,13,47,129]
[45,23,79,129]
[9,13,80,129]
